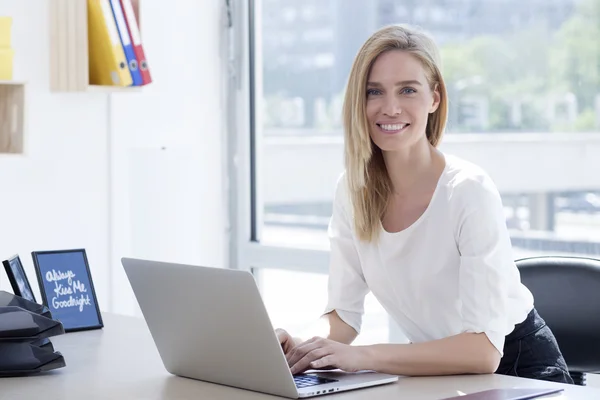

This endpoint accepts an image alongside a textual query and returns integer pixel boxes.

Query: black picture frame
[32,248,103,333]
[2,254,37,303]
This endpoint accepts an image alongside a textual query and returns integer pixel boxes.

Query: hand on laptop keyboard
[275,328,297,356]
[286,337,367,375]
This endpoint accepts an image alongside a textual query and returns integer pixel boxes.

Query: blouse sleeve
[323,174,370,334]
[454,175,517,356]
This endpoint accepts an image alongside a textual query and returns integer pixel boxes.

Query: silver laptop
[121,257,399,398]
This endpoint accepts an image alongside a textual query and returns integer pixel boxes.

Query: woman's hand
[275,328,297,356]
[286,336,368,375]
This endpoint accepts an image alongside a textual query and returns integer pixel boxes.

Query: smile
[377,123,410,134]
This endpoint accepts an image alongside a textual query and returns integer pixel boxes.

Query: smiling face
[365,50,441,152]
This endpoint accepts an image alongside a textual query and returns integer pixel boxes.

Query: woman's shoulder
[442,154,502,207]
[333,171,353,211]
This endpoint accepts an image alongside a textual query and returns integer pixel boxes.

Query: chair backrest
[516,256,600,373]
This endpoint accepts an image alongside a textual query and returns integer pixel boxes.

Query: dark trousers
[495,308,574,384]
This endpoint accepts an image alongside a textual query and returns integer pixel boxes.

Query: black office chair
[516,256,600,386]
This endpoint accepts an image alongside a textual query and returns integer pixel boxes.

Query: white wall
[0,0,227,316]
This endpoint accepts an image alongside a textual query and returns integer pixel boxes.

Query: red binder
[119,0,152,85]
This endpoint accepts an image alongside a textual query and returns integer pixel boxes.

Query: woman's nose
[382,97,402,116]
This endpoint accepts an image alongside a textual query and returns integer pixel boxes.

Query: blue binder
[109,0,143,86]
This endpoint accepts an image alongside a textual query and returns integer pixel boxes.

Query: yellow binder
[0,48,14,80]
[0,16,12,48]
[87,0,132,86]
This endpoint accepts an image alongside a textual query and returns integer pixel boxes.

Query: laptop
[440,388,564,400]
[121,257,399,398]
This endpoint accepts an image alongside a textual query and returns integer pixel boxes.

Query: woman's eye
[401,87,416,94]
[367,88,381,96]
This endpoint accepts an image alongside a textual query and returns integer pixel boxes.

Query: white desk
[2,313,599,400]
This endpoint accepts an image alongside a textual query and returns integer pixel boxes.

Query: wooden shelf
[49,0,142,93]
[0,81,25,154]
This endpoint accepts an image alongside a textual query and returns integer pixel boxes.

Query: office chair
[516,256,600,386]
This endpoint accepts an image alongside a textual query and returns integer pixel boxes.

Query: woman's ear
[430,83,441,114]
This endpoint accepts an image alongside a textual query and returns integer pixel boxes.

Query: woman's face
[365,50,440,152]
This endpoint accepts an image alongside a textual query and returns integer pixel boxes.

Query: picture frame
[2,254,37,303]
[32,248,103,332]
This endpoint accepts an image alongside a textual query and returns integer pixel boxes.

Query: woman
[276,24,573,384]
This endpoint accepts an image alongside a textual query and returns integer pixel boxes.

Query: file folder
[0,16,12,48]
[88,0,133,86]
[120,0,152,85]
[109,0,143,85]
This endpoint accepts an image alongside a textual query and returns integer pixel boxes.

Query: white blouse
[324,154,534,355]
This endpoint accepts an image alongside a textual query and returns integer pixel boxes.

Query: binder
[0,16,14,80]
[87,0,133,86]
[109,0,143,85]
[0,16,12,48]
[120,0,152,85]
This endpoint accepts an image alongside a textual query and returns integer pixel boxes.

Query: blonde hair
[342,24,448,242]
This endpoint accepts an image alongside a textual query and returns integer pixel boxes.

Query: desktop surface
[1,313,598,400]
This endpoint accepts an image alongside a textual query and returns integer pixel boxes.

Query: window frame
[229,0,332,275]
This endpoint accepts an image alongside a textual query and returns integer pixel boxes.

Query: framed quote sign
[32,248,103,332]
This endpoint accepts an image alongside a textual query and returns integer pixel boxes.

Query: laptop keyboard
[293,375,338,388]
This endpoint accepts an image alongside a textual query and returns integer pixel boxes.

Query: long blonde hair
[342,24,448,242]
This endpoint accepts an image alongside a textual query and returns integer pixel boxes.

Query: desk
[2,313,599,400]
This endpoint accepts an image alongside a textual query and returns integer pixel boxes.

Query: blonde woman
[276,25,573,384]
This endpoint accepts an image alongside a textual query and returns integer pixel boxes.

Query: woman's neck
[382,138,441,196]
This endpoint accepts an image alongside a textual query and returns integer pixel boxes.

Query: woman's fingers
[290,346,332,375]
[275,329,295,355]
[286,336,322,366]
[309,355,336,370]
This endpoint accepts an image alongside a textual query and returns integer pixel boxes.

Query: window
[240,0,600,342]
[255,268,395,345]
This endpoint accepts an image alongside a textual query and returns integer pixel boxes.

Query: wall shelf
[0,81,25,154]
[49,0,142,93]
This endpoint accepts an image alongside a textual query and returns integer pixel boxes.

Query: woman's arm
[326,310,359,344]
[288,331,500,375]
[363,332,500,375]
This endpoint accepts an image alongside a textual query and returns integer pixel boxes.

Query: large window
[256,268,393,345]
[240,0,600,342]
